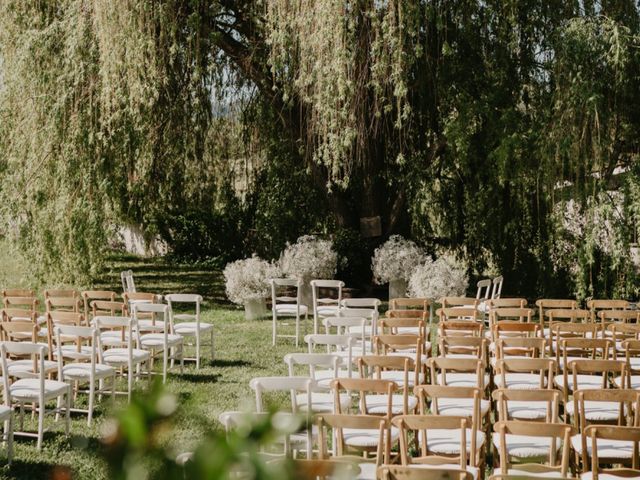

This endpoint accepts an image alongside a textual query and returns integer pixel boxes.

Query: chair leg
[195,334,201,369]
[88,380,95,426]
[180,344,184,373]
[272,315,277,346]
[210,329,214,361]
[111,374,116,402]
[6,416,12,465]
[65,388,71,436]
[128,368,133,403]
[36,404,44,451]
[295,315,300,348]
[162,348,168,384]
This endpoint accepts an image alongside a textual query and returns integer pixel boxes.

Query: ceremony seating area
[218,276,640,480]
[0,281,214,462]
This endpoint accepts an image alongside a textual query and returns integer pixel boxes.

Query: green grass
[0,253,311,479]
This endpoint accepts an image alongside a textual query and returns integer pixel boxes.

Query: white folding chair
[310,280,344,334]
[120,270,136,294]
[0,342,70,450]
[133,303,184,383]
[269,279,308,347]
[491,276,504,299]
[476,279,492,300]
[54,325,116,425]
[93,315,150,401]
[249,376,315,458]
[165,294,213,368]
[305,334,355,373]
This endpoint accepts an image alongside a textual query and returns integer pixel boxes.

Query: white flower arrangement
[408,254,468,300]
[279,235,337,280]
[223,255,281,305]
[372,235,427,284]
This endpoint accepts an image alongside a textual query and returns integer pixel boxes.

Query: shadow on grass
[179,373,221,384]
[4,460,70,480]
[210,359,252,368]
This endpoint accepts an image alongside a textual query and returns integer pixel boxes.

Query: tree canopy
[0,0,639,298]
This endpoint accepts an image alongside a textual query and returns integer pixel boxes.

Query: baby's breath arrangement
[408,254,468,300]
[223,255,281,305]
[279,235,337,280]
[372,235,427,284]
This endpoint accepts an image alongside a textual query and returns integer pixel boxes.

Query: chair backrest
[165,293,202,327]
[491,321,541,342]
[557,338,612,364]
[495,337,546,359]
[305,334,354,357]
[609,323,640,344]
[439,336,486,360]
[2,288,34,298]
[133,303,169,332]
[496,358,556,390]
[374,334,423,358]
[441,297,478,308]
[587,299,629,318]
[491,308,533,324]
[310,280,344,307]
[491,275,504,299]
[3,296,38,310]
[486,298,527,309]
[547,308,591,324]
[93,315,135,350]
[359,355,416,400]
[392,414,475,468]
[389,298,430,312]
[317,413,388,463]
[0,341,48,388]
[492,388,561,422]
[120,270,136,293]
[284,353,342,382]
[269,278,301,307]
[428,358,485,389]
[569,360,627,392]
[82,290,117,318]
[331,378,397,417]
[494,421,573,477]
[379,317,427,340]
[414,385,482,428]
[46,297,81,313]
[0,320,38,342]
[438,308,478,323]
[475,279,492,300]
[54,325,98,365]
[91,300,127,317]
[550,322,598,351]
[44,289,78,299]
[2,308,35,323]
[165,293,202,304]
[438,321,483,338]
[249,376,314,413]
[586,425,640,476]
[123,292,157,304]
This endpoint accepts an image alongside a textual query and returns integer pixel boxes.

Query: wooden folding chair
[389,298,430,313]
[584,425,640,480]
[495,358,556,391]
[428,358,487,390]
[493,421,573,478]
[439,337,487,361]
[536,299,578,327]
[588,299,630,323]
[492,388,562,422]
[331,378,400,419]
[414,385,488,429]
[392,414,484,472]
[358,356,418,414]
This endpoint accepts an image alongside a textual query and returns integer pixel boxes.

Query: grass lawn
[1,254,313,479]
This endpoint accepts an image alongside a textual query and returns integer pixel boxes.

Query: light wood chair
[269,278,308,347]
[493,421,573,478]
[165,294,213,368]
[358,356,419,414]
[572,390,640,470]
[317,413,391,476]
[492,388,562,422]
[565,361,630,425]
[392,414,484,472]
[331,377,400,419]
[583,425,640,480]
[439,337,487,361]
[587,299,630,323]
[495,358,556,391]
[82,291,116,322]
[428,358,487,390]
[389,298,430,313]
[415,385,489,429]
[536,299,578,327]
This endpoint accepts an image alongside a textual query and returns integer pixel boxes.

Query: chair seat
[387,351,430,363]
[505,401,554,421]
[315,369,359,389]
[436,373,489,388]
[139,333,183,348]
[493,467,566,478]
[295,392,350,413]
[343,426,400,448]
[364,394,418,415]
[8,359,58,378]
[100,331,130,347]
[316,305,340,317]
[615,375,640,389]
[274,304,308,316]
[10,378,68,402]
[571,434,635,458]
[173,322,213,335]
[565,401,624,421]
[422,429,486,455]
[432,398,491,417]
[54,345,94,361]
[347,325,375,337]
[492,432,561,459]
[553,374,604,391]
[495,373,547,390]
[61,362,116,380]
[103,348,150,365]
